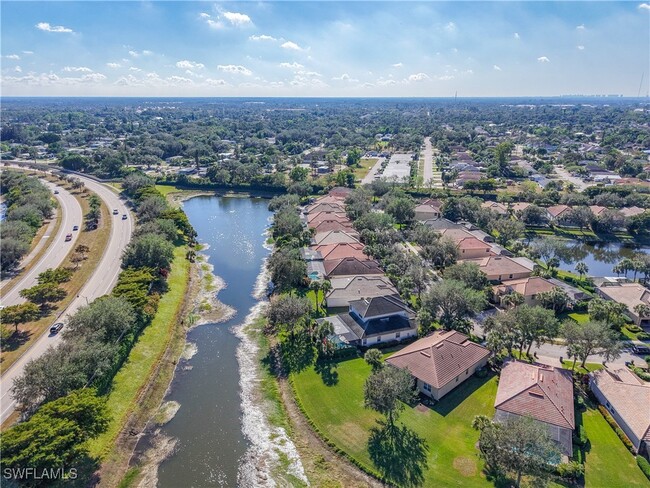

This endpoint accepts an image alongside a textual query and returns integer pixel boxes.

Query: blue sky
[1,1,649,96]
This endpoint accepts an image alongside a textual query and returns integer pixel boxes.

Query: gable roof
[307,211,350,224]
[324,257,382,277]
[493,277,557,298]
[312,230,361,246]
[306,202,346,214]
[619,206,646,218]
[588,205,608,217]
[511,202,532,213]
[437,227,476,244]
[481,201,509,214]
[457,236,493,251]
[386,330,491,389]
[349,295,414,319]
[310,220,356,233]
[495,360,575,430]
[590,368,650,445]
[597,283,650,313]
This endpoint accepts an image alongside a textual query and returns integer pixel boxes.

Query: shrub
[626,324,643,333]
[575,394,587,411]
[637,456,650,481]
[637,332,650,341]
[631,366,650,382]
[556,461,584,481]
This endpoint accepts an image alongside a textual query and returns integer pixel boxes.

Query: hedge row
[597,405,635,454]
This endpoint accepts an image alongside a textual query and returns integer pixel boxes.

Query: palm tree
[320,280,332,311]
[502,292,525,309]
[575,262,589,279]
[634,304,650,322]
[309,280,322,312]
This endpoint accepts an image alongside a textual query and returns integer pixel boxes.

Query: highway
[0,172,134,424]
[1,179,83,306]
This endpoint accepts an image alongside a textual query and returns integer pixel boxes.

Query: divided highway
[1,180,83,306]
[0,172,134,423]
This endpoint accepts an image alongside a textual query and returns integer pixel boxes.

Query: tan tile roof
[590,368,650,444]
[314,242,369,261]
[481,201,509,214]
[306,202,346,214]
[512,202,532,213]
[314,195,347,204]
[597,283,650,313]
[438,227,475,244]
[313,230,361,246]
[307,211,350,224]
[546,205,571,218]
[386,330,490,389]
[457,237,493,250]
[588,205,607,216]
[619,206,646,218]
[493,277,557,298]
[324,257,383,277]
[310,220,355,233]
[495,360,575,430]
[464,256,532,277]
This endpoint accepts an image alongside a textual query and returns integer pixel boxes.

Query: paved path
[554,166,594,191]
[421,137,435,184]
[1,179,83,306]
[361,157,385,185]
[0,172,134,423]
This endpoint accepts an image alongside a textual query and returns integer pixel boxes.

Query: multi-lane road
[0,169,134,423]
[1,180,83,306]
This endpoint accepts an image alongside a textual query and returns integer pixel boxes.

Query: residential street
[360,157,385,185]
[0,171,134,424]
[554,166,595,191]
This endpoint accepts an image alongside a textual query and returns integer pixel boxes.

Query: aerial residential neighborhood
[1,1,650,488]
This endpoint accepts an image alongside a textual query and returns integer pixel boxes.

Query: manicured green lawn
[354,158,378,180]
[292,356,496,487]
[567,312,590,324]
[88,245,189,458]
[155,184,180,197]
[582,406,649,487]
[561,360,603,374]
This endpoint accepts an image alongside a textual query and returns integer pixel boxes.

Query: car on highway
[122,214,127,220]
[73,225,79,231]
[53,189,59,194]
[113,209,119,215]
[49,322,64,334]
[65,233,72,241]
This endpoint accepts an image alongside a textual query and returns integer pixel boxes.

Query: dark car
[73,225,79,231]
[53,190,59,194]
[122,214,127,220]
[632,344,650,355]
[113,209,119,215]
[65,233,72,241]
[49,322,64,334]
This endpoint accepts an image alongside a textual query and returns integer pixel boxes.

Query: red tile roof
[386,330,491,389]
[495,360,574,430]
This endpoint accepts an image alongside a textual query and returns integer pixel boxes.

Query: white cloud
[205,78,228,86]
[217,64,252,76]
[333,73,358,82]
[142,50,153,56]
[514,32,520,39]
[433,74,455,81]
[36,22,73,33]
[576,24,586,30]
[249,34,277,41]
[207,19,224,29]
[80,73,106,83]
[176,60,205,69]
[22,51,34,55]
[279,62,304,70]
[537,56,550,63]
[444,22,457,33]
[281,41,304,51]
[63,66,92,73]
[5,54,20,60]
[199,12,211,19]
[168,75,193,85]
[222,11,252,27]
[392,62,403,68]
[640,3,650,9]
[577,45,585,50]
[408,72,430,82]
[106,63,122,68]
[377,79,397,86]
[129,51,139,57]
[129,67,142,72]
[14,66,22,73]
[493,65,502,71]
[128,50,153,57]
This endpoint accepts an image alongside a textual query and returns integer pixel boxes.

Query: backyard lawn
[292,355,496,487]
[581,405,649,487]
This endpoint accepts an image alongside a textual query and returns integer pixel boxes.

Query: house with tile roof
[414,199,443,221]
[481,201,509,215]
[307,211,350,226]
[457,236,494,259]
[589,368,650,456]
[310,220,356,234]
[305,202,346,215]
[324,256,383,278]
[318,295,417,346]
[464,255,533,282]
[545,205,572,221]
[326,275,397,308]
[386,330,490,400]
[314,242,369,262]
[596,283,650,328]
[619,206,646,219]
[494,360,575,457]
[312,230,361,246]
[493,277,558,307]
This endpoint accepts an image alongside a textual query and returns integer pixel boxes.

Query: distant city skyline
[1,1,649,97]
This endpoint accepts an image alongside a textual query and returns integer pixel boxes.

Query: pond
[531,238,650,277]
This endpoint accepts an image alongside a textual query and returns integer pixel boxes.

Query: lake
[531,238,650,277]
[156,196,272,487]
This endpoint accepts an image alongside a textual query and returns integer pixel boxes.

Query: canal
[157,196,272,487]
